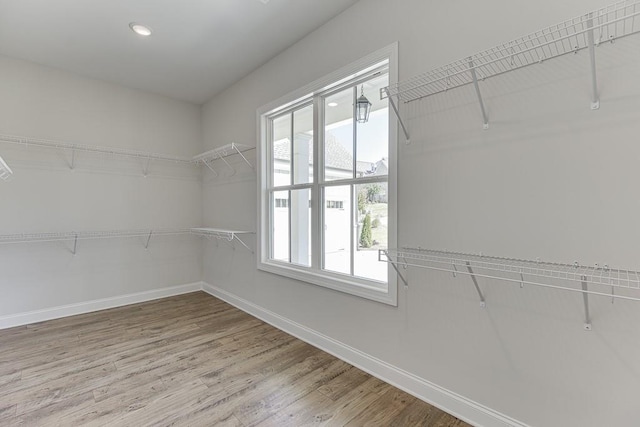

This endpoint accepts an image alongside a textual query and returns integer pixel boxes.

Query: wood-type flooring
[0,292,471,426]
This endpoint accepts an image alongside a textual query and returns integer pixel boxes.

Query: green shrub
[360,214,372,248]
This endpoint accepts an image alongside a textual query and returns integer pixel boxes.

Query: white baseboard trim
[202,282,528,427]
[0,282,203,330]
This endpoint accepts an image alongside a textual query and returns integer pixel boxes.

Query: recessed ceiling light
[129,22,152,37]
[328,102,338,107]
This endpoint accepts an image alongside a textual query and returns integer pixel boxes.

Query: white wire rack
[0,134,196,175]
[193,143,255,177]
[0,228,192,254]
[190,227,255,253]
[380,247,640,329]
[0,154,12,181]
[382,0,640,139]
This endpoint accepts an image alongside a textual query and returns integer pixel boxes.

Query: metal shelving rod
[581,276,592,330]
[381,0,640,134]
[190,227,255,253]
[586,13,601,110]
[0,228,192,254]
[382,87,411,143]
[466,261,487,307]
[0,154,13,181]
[0,134,196,166]
[380,247,640,329]
[468,58,490,130]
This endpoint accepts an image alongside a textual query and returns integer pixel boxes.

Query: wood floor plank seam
[0,291,470,427]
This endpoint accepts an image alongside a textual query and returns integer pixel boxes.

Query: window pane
[354,182,388,282]
[290,189,312,267]
[293,105,313,184]
[323,185,352,275]
[356,74,389,178]
[324,88,354,182]
[272,190,289,262]
[272,114,291,187]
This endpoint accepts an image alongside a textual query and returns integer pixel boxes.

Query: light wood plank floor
[0,292,471,426]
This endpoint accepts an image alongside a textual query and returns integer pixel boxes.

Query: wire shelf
[193,143,255,176]
[191,227,255,252]
[380,247,640,301]
[0,134,195,164]
[383,0,640,103]
[0,154,12,181]
[0,229,193,245]
[192,143,254,163]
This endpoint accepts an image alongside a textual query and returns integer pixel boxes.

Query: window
[257,44,398,305]
[275,198,289,208]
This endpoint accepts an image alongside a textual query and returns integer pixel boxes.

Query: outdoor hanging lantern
[355,85,372,123]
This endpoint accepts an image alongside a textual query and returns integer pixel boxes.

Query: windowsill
[258,260,397,306]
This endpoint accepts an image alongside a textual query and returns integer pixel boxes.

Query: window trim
[257,43,398,306]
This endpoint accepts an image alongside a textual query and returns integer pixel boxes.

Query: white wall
[201,0,640,426]
[0,55,203,316]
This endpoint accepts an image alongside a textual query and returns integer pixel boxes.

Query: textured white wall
[201,0,640,426]
[0,55,203,315]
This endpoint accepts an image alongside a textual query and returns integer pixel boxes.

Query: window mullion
[352,86,357,180]
[269,190,273,259]
[289,111,294,187]
[350,184,355,276]
[312,95,323,272]
[268,183,314,192]
[320,176,388,188]
[287,189,292,263]
[350,87,357,276]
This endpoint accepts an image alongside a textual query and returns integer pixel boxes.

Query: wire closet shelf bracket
[380,247,640,330]
[193,143,255,177]
[0,154,12,181]
[190,228,255,253]
[381,0,640,142]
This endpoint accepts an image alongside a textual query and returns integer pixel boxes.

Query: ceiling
[0,0,359,104]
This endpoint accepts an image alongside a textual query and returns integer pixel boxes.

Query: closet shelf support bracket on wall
[0,154,13,181]
[380,247,640,329]
[382,87,410,143]
[193,143,255,176]
[191,228,255,253]
[381,1,640,136]
[586,13,600,110]
[469,58,489,130]
[581,276,592,330]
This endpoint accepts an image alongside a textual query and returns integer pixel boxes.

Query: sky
[329,108,389,164]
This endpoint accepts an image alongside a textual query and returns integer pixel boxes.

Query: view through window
[261,56,395,301]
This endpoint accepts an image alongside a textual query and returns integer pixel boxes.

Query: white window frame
[257,43,398,306]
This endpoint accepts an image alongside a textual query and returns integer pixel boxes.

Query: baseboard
[0,282,203,330]
[202,282,528,427]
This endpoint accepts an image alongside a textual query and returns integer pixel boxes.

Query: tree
[357,188,367,213]
[366,183,382,202]
[360,213,373,248]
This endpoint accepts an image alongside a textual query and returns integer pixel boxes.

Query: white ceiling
[0,0,359,104]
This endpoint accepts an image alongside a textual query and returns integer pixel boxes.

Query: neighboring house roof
[356,160,373,174]
[273,136,384,176]
[273,138,294,162]
[324,137,353,171]
[373,158,388,175]
[274,135,352,171]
